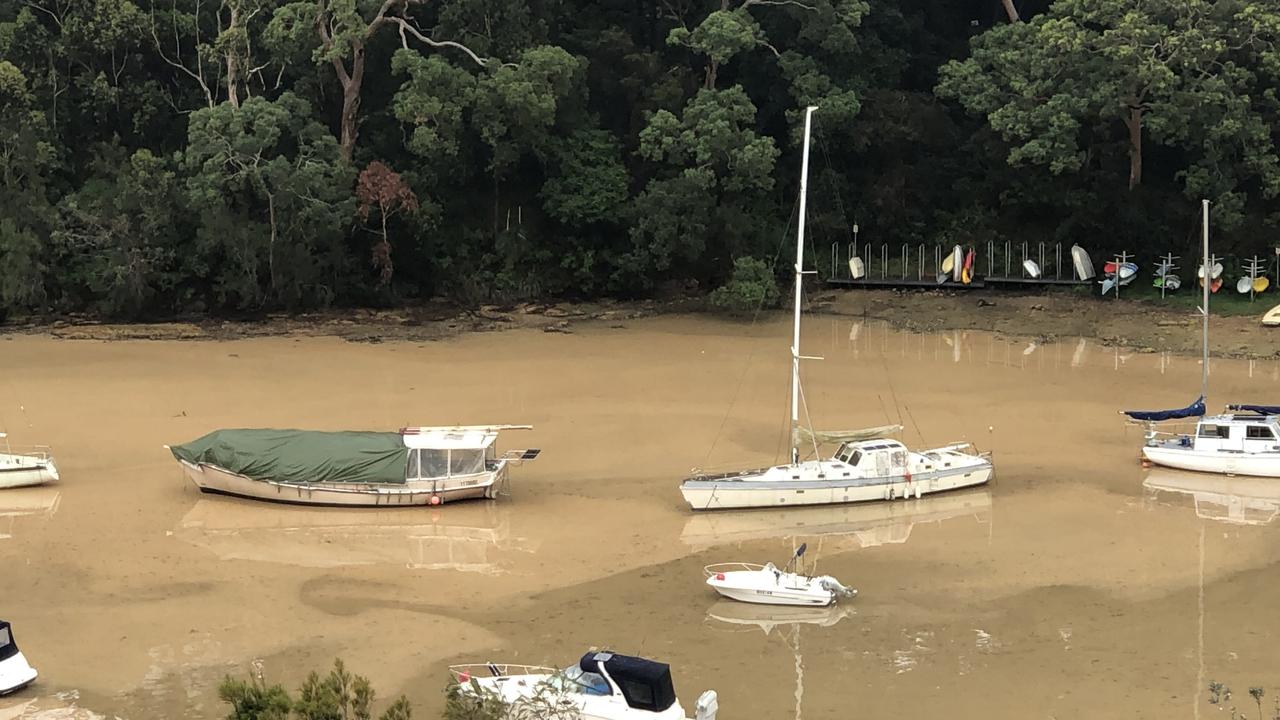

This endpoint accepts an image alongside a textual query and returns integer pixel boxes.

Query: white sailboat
[0,434,58,490]
[679,106,994,511]
[1123,200,1280,478]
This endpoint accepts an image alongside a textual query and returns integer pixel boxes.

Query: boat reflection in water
[705,601,852,720]
[681,488,992,550]
[173,498,535,572]
[0,487,61,541]
[1142,468,1280,526]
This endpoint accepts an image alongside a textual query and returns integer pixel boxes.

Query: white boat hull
[178,460,502,507]
[1142,446,1280,478]
[0,455,58,490]
[706,575,831,606]
[681,465,992,511]
[0,652,37,695]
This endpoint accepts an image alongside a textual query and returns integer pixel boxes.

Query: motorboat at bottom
[0,620,37,695]
[703,544,855,607]
[450,650,718,720]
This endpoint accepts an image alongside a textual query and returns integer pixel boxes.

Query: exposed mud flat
[2,316,1279,719]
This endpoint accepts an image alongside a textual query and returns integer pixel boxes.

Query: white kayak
[1071,245,1095,280]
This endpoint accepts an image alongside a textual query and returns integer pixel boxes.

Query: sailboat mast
[790,106,818,464]
[1201,199,1209,402]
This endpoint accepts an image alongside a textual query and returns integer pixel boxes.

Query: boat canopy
[170,429,408,485]
[793,424,903,447]
[1226,404,1280,416]
[1122,397,1206,422]
[580,651,676,713]
[0,621,18,662]
[401,428,498,451]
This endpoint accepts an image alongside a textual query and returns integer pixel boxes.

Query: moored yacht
[679,106,993,511]
[0,620,37,695]
[450,650,718,720]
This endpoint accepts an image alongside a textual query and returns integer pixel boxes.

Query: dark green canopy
[170,429,409,485]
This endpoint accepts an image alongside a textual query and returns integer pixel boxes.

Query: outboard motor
[818,576,857,599]
[695,690,719,720]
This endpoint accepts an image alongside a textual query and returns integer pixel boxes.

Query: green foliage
[710,256,780,315]
[937,0,1280,228]
[0,0,1279,319]
[218,659,411,720]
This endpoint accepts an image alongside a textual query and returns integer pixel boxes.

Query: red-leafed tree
[355,161,418,285]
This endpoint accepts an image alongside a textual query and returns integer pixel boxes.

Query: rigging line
[879,353,906,426]
[700,194,801,471]
[797,374,821,460]
[904,404,928,447]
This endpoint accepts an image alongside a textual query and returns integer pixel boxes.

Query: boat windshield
[557,665,611,696]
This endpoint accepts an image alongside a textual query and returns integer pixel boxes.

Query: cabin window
[1247,426,1276,440]
[406,450,420,479]
[420,449,449,478]
[449,448,485,476]
[1198,425,1228,439]
[848,450,862,466]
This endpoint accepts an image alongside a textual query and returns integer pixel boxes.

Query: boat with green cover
[167,426,538,507]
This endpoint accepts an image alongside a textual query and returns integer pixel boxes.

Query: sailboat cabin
[834,440,909,474]
[1187,414,1280,453]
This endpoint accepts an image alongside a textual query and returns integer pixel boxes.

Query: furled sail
[793,424,903,446]
[1121,397,1206,422]
[1227,404,1280,415]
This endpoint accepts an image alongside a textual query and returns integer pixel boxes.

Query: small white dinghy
[703,543,855,607]
[0,620,37,695]
[450,650,718,720]
[0,435,58,490]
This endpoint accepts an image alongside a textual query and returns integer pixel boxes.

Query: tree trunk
[1001,0,1020,22]
[1124,102,1143,190]
[226,3,242,108]
[266,190,278,298]
[337,41,366,162]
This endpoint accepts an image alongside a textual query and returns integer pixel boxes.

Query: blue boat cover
[1227,404,1280,415]
[1122,397,1206,422]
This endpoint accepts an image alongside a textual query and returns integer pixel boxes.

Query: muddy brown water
[2,316,1279,719]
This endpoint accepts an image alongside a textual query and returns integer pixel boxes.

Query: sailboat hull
[0,454,58,490]
[1142,446,1280,478]
[680,465,993,511]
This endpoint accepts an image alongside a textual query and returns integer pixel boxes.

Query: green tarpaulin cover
[170,429,409,485]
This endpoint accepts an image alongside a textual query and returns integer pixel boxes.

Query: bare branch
[150,5,215,108]
[390,16,489,67]
[22,1,64,28]
[741,0,816,10]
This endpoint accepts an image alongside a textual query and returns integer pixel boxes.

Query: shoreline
[2,289,1277,360]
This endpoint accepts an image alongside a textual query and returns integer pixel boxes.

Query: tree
[0,59,54,311]
[51,147,186,316]
[183,93,355,308]
[356,160,418,285]
[937,0,1280,226]
[266,0,492,161]
[219,659,412,720]
[627,85,779,288]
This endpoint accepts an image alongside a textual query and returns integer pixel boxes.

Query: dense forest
[1,0,1278,319]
